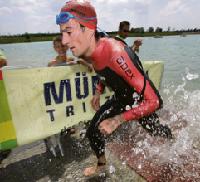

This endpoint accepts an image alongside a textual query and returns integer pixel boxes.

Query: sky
[0,0,199,35]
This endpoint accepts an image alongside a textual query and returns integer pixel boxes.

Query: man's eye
[61,29,71,35]
[64,30,71,35]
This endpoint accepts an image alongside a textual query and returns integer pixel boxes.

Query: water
[1,35,200,180]
[128,35,200,91]
[0,41,55,68]
[1,34,200,90]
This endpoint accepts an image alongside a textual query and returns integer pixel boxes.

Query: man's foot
[84,163,106,177]
[84,166,97,176]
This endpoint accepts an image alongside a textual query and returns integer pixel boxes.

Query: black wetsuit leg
[86,96,125,158]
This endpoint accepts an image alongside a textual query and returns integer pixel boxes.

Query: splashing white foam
[146,73,200,178]
[185,67,199,80]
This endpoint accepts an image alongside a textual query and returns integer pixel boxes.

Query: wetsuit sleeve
[110,50,160,121]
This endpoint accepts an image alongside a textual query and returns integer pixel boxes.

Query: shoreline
[0,32,200,44]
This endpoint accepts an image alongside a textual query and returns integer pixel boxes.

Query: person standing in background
[48,35,93,70]
[115,21,143,53]
[0,49,7,68]
[115,21,130,43]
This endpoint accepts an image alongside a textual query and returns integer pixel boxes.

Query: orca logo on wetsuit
[116,56,134,79]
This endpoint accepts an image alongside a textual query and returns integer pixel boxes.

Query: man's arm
[99,49,161,135]
[110,50,160,121]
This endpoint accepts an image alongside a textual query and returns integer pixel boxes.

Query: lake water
[1,35,200,179]
[1,34,200,90]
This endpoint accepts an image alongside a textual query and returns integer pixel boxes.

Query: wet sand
[0,132,144,182]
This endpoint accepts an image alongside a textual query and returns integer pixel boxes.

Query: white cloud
[0,0,199,35]
[0,7,12,15]
[152,0,199,30]
[159,0,189,17]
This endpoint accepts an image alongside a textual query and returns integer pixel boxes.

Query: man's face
[60,19,94,57]
[120,24,130,39]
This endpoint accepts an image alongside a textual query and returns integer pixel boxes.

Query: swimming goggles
[56,12,97,25]
[56,12,75,25]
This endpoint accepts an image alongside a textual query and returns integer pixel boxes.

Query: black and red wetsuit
[86,37,165,159]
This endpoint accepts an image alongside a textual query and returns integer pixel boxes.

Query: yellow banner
[2,61,163,146]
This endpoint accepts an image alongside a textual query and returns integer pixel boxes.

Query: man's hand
[87,64,93,72]
[134,39,142,47]
[99,114,124,135]
[77,59,93,72]
[91,90,100,111]
[67,56,75,62]
[132,38,143,53]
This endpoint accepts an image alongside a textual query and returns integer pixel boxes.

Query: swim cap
[60,0,97,29]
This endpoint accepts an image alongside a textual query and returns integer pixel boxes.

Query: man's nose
[62,33,70,46]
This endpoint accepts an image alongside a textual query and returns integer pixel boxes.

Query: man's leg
[84,97,123,176]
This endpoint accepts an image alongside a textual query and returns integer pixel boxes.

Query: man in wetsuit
[56,0,172,176]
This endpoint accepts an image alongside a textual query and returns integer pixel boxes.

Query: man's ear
[87,28,95,36]
[80,24,85,32]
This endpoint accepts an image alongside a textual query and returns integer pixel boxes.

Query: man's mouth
[70,46,75,51]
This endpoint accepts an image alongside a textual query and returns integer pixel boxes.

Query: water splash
[114,69,200,179]
[109,164,116,174]
[185,67,199,81]
[146,70,200,178]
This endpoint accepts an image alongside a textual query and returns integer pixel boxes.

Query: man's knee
[86,122,96,139]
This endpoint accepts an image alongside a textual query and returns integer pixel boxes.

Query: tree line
[0,27,199,44]
[130,27,200,33]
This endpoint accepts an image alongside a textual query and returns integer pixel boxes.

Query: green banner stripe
[0,81,12,123]
[0,139,17,150]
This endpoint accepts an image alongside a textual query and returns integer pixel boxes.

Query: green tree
[148,27,154,32]
[155,27,163,32]
[24,32,31,42]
